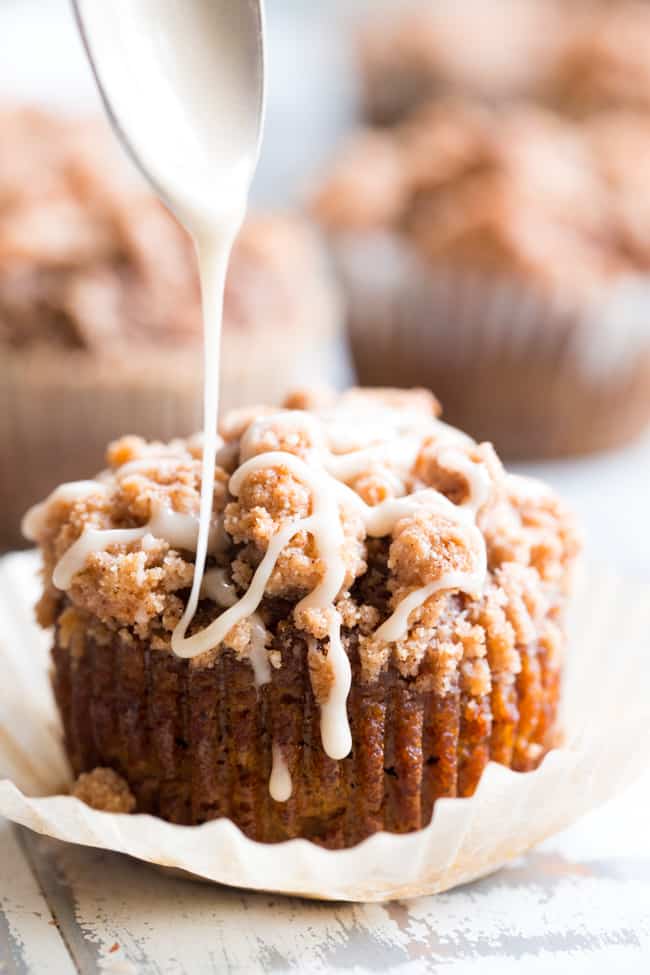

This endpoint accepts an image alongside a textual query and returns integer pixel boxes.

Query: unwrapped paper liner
[0,551,648,902]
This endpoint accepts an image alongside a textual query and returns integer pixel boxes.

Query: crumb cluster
[31,389,579,715]
[72,767,136,814]
[312,96,650,292]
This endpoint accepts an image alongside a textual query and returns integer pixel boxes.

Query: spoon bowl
[72,0,265,229]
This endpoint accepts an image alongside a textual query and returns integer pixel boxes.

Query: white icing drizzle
[22,481,108,542]
[508,473,553,502]
[173,425,489,760]
[201,568,238,607]
[33,405,492,768]
[201,568,271,686]
[248,615,272,688]
[269,744,292,803]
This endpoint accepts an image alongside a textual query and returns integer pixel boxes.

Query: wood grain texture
[0,823,75,975]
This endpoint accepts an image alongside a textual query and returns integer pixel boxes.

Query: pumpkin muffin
[0,106,341,550]
[25,387,579,846]
[311,99,650,458]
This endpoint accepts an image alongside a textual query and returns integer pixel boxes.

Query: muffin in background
[0,107,341,550]
[357,0,565,126]
[311,99,650,459]
[25,387,579,844]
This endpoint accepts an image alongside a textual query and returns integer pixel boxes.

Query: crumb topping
[312,97,650,288]
[72,767,136,814]
[27,388,579,713]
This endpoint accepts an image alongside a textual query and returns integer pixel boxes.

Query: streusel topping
[25,388,579,766]
[312,98,650,290]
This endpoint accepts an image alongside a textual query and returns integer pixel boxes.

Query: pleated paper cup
[0,551,648,903]
[335,231,650,461]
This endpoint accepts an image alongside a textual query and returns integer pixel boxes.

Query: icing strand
[269,745,292,803]
[173,229,241,656]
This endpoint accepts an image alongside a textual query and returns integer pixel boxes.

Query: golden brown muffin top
[0,106,324,353]
[312,98,650,291]
[26,388,579,703]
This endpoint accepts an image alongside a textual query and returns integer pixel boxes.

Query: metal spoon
[71,0,265,227]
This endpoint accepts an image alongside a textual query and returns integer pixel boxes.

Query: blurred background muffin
[310,0,650,460]
[312,98,650,459]
[0,106,341,550]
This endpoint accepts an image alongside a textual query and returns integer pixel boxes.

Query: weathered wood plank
[0,821,76,975]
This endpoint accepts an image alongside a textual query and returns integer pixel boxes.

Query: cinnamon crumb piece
[72,768,136,814]
[389,510,476,589]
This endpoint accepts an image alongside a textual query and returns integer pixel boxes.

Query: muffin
[24,387,579,847]
[357,0,565,125]
[311,99,650,458]
[0,106,341,550]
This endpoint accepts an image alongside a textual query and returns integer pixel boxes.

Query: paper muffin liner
[0,550,648,903]
[336,232,650,460]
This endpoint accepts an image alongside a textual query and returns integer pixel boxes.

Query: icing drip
[269,744,292,803]
[248,615,272,688]
[172,228,243,664]
[201,567,238,606]
[201,568,271,686]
